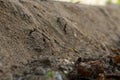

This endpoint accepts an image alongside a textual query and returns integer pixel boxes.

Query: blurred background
[56,0,120,5]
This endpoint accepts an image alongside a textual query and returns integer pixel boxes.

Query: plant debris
[68,48,120,80]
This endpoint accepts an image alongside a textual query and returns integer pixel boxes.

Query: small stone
[71,61,75,65]
[63,71,68,74]
[54,71,63,80]
[64,59,70,64]
[59,65,67,71]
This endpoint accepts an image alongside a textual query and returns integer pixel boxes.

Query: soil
[0,0,120,80]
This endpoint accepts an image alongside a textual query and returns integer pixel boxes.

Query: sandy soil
[0,0,120,79]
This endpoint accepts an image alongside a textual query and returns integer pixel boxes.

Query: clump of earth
[0,0,120,80]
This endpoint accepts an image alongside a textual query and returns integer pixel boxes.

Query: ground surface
[0,0,120,80]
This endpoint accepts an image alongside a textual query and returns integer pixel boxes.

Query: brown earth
[0,0,120,79]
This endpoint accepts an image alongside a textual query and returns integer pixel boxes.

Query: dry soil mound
[0,0,120,79]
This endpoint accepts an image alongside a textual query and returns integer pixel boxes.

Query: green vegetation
[117,0,120,5]
[106,0,112,4]
[70,0,80,3]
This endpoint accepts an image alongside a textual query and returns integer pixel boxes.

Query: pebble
[54,71,63,80]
